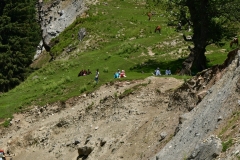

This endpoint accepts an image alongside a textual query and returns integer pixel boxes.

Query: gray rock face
[78,28,87,41]
[35,0,88,59]
[187,135,222,160]
[152,49,240,160]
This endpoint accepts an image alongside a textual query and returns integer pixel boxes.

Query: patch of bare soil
[0,76,184,160]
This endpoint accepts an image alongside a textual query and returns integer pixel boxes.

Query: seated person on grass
[120,70,126,78]
[155,67,161,76]
[78,69,92,77]
[87,69,92,75]
[83,69,87,76]
[78,70,84,77]
[165,68,171,75]
[114,70,120,78]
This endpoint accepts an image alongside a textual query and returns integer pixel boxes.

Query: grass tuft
[222,139,233,152]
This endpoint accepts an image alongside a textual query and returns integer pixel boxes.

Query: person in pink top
[120,70,126,78]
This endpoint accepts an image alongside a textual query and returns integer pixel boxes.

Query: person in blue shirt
[114,70,119,78]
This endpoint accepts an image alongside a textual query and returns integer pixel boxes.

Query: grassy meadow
[0,0,233,123]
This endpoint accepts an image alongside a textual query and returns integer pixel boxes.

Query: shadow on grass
[130,56,224,76]
[130,58,185,75]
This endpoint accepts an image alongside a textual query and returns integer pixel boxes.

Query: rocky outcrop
[78,28,87,41]
[152,49,240,160]
[168,48,240,112]
[186,135,222,160]
[35,0,89,59]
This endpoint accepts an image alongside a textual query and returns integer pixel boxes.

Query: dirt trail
[0,76,184,160]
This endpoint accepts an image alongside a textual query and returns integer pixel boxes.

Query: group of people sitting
[78,67,172,80]
[154,67,171,76]
[114,69,127,78]
[78,69,92,77]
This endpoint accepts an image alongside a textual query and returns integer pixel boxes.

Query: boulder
[78,146,94,157]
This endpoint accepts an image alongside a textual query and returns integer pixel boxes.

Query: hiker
[155,67,161,76]
[120,70,126,78]
[165,68,171,75]
[95,69,99,83]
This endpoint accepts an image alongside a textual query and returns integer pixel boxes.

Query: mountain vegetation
[0,0,237,122]
[0,0,41,92]
[165,0,240,74]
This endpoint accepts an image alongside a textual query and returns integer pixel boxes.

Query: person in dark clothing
[78,70,84,77]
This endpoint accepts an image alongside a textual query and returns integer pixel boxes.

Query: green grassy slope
[0,0,232,122]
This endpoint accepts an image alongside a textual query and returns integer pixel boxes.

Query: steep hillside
[0,77,184,160]
[1,0,240,160]
[1,0,201,120]
[0,50,239,160]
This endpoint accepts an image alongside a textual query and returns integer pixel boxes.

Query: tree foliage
[0,0,41,92]
[166,0,240,74]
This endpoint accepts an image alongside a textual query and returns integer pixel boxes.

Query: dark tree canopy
[166,0,240,75]
[0,0,41,92]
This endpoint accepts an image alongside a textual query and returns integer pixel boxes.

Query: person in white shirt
[155,67,161,76]
[165,68,171,75]
[95,69,99,83]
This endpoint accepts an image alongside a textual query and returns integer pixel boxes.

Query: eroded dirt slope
[1,49,240,160]
[0,77,184,160]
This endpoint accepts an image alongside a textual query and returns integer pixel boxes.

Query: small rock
[74,140,80,145]
[207,89,212,94]
[217,116,222,122]
[7,140,12,145]
[195,133,200,137]
[48,147,54,152]
[85,135,92,145]
[160,132,167,141]
[99,138,106,147]
[235,150,240,155]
